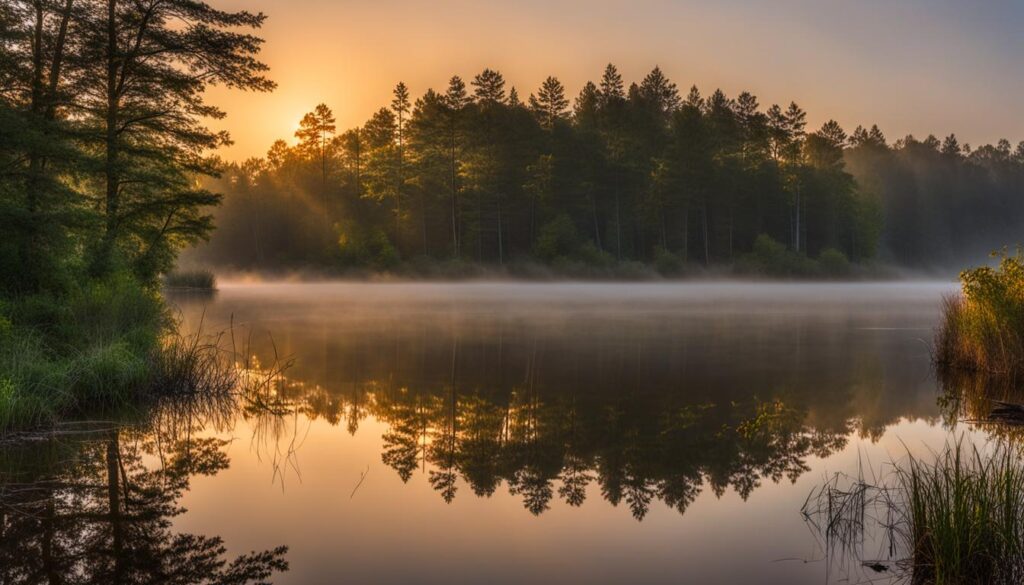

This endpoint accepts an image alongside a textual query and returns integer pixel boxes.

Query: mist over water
[157,280,968,584]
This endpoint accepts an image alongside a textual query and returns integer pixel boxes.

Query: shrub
[574,241,615,268]
[533,215,580,262]
[937,248,1024,375]
[61,276,166,351]
[653,246,683,276]
[817,247,850,276]
[740,234,817,277]
[338,227,399,270]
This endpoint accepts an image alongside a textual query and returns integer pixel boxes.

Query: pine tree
[598,63,625,106]
[82,0,275,278]
[573,81,601,127]
[0,0,84,291]
[638,66,680,119]
[941,134,962,157]
[507,86,521,107]
[295,103,336,186]
[444,76,468,255]
[392,82,411,251]
[529,76,569,130]
[472,69,506,105]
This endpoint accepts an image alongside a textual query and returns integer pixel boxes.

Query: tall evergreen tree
[529,76,569,130]
[392,82,411,251]
[295,103,336,187]
[82,0,274,278]
[472,69,506,105]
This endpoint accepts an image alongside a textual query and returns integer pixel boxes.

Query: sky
[204,0,1024,161]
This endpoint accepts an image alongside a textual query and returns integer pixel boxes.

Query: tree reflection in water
[0,392,289,584]
[264,339,852,521]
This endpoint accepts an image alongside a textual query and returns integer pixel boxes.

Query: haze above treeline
[188,65,1024,277]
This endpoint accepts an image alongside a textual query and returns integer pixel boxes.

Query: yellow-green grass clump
[938,249,1024,376]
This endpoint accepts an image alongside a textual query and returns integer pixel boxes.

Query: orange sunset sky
[203,0,1024,161]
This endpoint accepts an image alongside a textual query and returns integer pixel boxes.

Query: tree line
[192,65,1024,275]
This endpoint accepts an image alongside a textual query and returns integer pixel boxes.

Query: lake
[3,281,986,584]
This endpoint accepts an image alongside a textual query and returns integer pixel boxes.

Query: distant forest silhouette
[191,65,1024,275]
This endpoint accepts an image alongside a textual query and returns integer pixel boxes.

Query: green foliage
[71,341,149,404]
[0,1,272,432]
[653,245,684,276]
[817,248,850,276]
[937,248,1024,375]
[338,227,400,270]
[533,215,580,261]
[61,276,166,350]
[739,234,816,277]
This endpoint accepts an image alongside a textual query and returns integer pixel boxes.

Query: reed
[805,438,1024,585]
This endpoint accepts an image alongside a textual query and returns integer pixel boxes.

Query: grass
[0,275,239,433]
[937,248,1024,376]
[805,438,1024,585]
[163,269,217,291]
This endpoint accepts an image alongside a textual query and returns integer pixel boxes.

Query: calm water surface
[6,281,984,584]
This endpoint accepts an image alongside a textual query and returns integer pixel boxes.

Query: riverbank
[0,276,229,431]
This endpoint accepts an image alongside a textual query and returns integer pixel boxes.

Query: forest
[189,65,1024,277]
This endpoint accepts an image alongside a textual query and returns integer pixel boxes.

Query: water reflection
[0,395,289,584]
[1,282,956,584]
[170,283,946,522]
[272,366,851,519]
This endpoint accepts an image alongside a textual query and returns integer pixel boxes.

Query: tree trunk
[702,205,710,266]
[614,191,622,260]
[497,200,504,265]
[450,132,459,257]
[421,191,428,255]
[681,204,689,263]
[98,0,120,275]
[794,183,801,253]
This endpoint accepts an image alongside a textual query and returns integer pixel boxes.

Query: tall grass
[805,438,1024,584]
[937,248,1024,376]
[0,276,241,433]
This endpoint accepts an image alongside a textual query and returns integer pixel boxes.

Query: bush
[937,249,1024,375]
[533,215,580,262]
[574,241,615,268]
[338,227,400,270]
[61,276,166,350]
[653,246,683,276]
[817,247,850,276]
[739,234,816,277]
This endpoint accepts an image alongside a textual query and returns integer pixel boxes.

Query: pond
[3,281,989,584]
